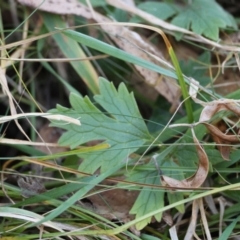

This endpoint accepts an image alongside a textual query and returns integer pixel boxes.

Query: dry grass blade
[184,200,199,240]
[4,42,32,68]
[199,198,212,240]
[0,67,30,140]
[0,207,66,233]
[0,137,62,147]
[2,54,108,63]
[0,112,80,125]
[217,196,232,237]
[200,100,240,122]
[169,225,179,240]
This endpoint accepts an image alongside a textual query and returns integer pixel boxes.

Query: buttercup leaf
[49,77,151,173]
[171,0,237,40]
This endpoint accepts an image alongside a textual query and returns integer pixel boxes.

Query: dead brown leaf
[212,133,231,160]
[35,123,67,154]
[86,178,140,235]
[87,179,139,220]
[200,100,240,159]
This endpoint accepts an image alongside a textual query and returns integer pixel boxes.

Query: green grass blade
[219,215,240,240]
[34,143,110,161]
[168,47,193,123]
[61,29,178,79]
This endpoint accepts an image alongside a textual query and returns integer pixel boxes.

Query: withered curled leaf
[88,184,139,220]
[200,100,240,160]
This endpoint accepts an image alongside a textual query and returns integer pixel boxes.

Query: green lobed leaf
[49,77,151,173]
[171,0,237,40]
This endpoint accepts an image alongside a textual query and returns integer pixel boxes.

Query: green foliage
[49,78,169,229]
[49,77,151,173]
[3,0,240,237]
[62,25,193,123]
[46,73,240,233]
[49,77,195,230]
[48,78,228,230]
[171,0,237,40]
[136,0,237,40]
